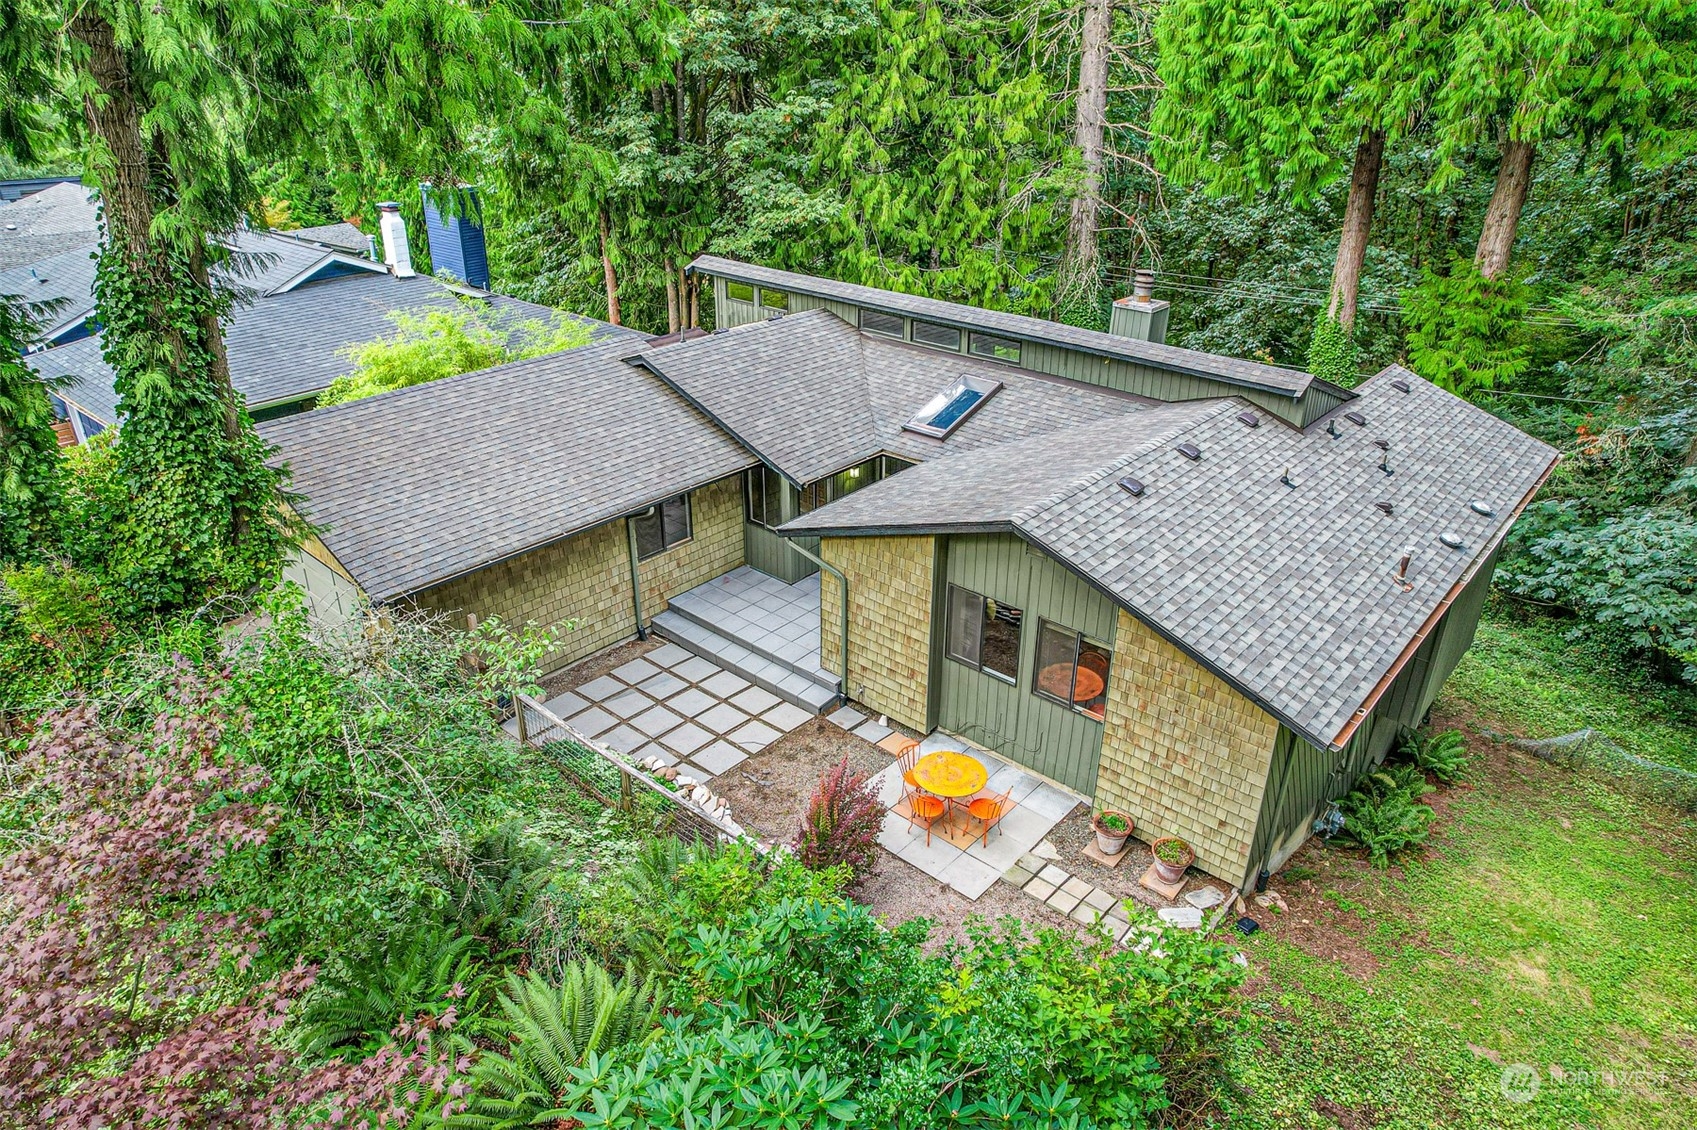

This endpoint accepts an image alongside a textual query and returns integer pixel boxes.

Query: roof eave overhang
[269,252,389,296]
[687,257,1309,400]
[779,519,1013,539]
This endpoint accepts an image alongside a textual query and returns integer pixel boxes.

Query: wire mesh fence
[514,692,745,844]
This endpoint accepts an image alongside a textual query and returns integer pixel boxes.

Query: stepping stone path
[1003,853,1141,943]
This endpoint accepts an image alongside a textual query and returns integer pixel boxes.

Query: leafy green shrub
[1403,728,1471,785]
[0,561,113,670]
[792,756,882,884]
[453,963,662,1127]
[1338,764,1436,867]
[294,923,490,1060]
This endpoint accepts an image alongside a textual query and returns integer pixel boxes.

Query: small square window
[911,320,962,351]
[968,331,1021,364]
[859,309,904,338]
[945,584,1022,684]
[758,287,789,310]
[725,281,755,302]
[634,494,692,560]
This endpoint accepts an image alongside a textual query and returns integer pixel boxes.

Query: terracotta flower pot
[1091,810,1134,855]
[1150,836,1194,884]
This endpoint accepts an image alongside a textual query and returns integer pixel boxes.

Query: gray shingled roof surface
[0,182,100,269]
[788,367,1558,748]
[274,222,370,254]
[0,242,99,342]
[632,309,1150,485]
[690,255,1314,397]
[260,337,755,602]
[39,270,622,422]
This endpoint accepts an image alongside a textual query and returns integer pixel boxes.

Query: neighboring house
[0,180,99,269]
[263,257,1557,888]
[29,226,614,441]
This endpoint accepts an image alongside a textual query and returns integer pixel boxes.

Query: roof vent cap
[1373,438,1390,451]
[1345,411,1367,427]
[1237,411,1260,428]
[1375,501,1393,516]
[1118,476,1145,497]
[1469,500,1495,517]
[1439,532,1467,550]
[1176,442,1201,461]
[1391,378,1411,393]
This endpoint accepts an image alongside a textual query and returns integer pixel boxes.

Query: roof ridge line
[1011,399,1239,526]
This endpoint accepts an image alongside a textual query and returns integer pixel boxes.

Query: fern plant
[452,962,662,1128]
[1405,728,1471,785]
[1337,761,1436,868]
[293,922,489,1059]
[450,822,559,956]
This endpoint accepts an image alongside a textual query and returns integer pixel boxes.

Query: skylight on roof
[903,374,1002,438]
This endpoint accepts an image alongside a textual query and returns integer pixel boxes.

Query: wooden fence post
[620,769,634,812]
[513,687,528,746]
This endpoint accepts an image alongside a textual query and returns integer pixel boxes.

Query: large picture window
[945,584,1023,683]
[632,494,692,560]
[1032,620,1110,720]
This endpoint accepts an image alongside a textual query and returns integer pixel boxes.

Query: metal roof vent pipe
[1109,268,1170,344]
[377,202,415,278]
[1393,549,1414,591]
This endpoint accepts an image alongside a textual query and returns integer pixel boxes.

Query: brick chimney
[1109,268,1170,344]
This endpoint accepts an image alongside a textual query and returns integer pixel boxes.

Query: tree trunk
[663,255,680,334]
[1474,137,1534,281]
[1059,0,1113,296]
[1325,128,1386,333]
[598,208,621,325]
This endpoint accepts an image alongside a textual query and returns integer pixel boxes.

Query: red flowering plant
[791,756,884,886]
[0,662,466,1127]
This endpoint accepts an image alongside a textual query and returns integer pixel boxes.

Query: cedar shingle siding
[1094,609,1280,881]
[820,535,935,731]
[414,475,744,672]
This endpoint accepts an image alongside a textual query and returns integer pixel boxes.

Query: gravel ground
[855,853,1091,949]
[708,716,888,844]
[537,636,664,700]
[1044,809,1232,911]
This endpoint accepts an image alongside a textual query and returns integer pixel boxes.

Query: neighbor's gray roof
[0,181,100,269]
[39,270,621,422]
[272,222,371,254]
[630,309,1150,485]
[790,367,1558,749]
[260,337,754,602]
[689,254,1314,397]
[0,242,99,343]
[220,229,387,298]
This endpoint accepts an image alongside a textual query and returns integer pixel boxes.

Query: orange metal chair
[902,783,950,846]
[964,787,1016,847]
[894,738,928,793]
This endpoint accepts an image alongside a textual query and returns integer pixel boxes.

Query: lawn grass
[1219,607,1697,1129]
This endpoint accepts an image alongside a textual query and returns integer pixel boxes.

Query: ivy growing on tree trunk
[0,298,63,563]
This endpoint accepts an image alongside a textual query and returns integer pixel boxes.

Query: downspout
[784,539,849,710]
[626,514,649,641]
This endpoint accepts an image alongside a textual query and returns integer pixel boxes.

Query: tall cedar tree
[0,297,63,562]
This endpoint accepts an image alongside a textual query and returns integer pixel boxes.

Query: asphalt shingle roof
[786,367,1558,748]
[259,337,755,602]
[273,222,370,254]
[38,269,625,422]
[0,242,99,343]
[0,182,100,269]
[631,309,1150,485]
[689,254,1314,397]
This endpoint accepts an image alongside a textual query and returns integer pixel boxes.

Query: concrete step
[663,588,831,683]
[651,610,838,714]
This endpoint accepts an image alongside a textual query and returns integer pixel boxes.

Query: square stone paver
[728,719,782,753]
[602,689,655,719]
[576,675,626,702]
[1037,864,1070,887]
[638,672,688,700]
[632,743,675,767]
[672,656,722,683]
[658,721,712,757]
[1060,876,1093,900]
[542,690,588,719]
[826,705,867,730]
[1082,888,1115,913]
[565,706,618,738]
[1070,902,1102,926]
[630,704,685,738]
[692,740,748,776]
[1047,888,1083,915]
[598,725,647,755]
[646,642,693,668]
[853,720,894,744]
[1024,878,1056,901]
[664,687,717,718]
[612,657,662,684]
[762,702,813,732]
[729,686,781,715]
[694,702,751,736]
[701,670,752,699]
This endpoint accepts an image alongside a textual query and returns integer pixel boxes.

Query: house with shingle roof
[263,256,1556,888]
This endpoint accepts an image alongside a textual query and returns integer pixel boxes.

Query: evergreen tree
[0,298,63,563]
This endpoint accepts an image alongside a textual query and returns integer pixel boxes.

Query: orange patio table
[909,749,989,799]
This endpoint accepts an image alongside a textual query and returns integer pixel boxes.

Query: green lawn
[1218,607,1697,1129]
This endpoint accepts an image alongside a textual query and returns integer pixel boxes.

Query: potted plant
[1092,809,1134,855]
[1150,836,1194,884]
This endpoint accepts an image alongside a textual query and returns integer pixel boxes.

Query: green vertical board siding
[746,473,820,582]
[934,533,1114,795]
